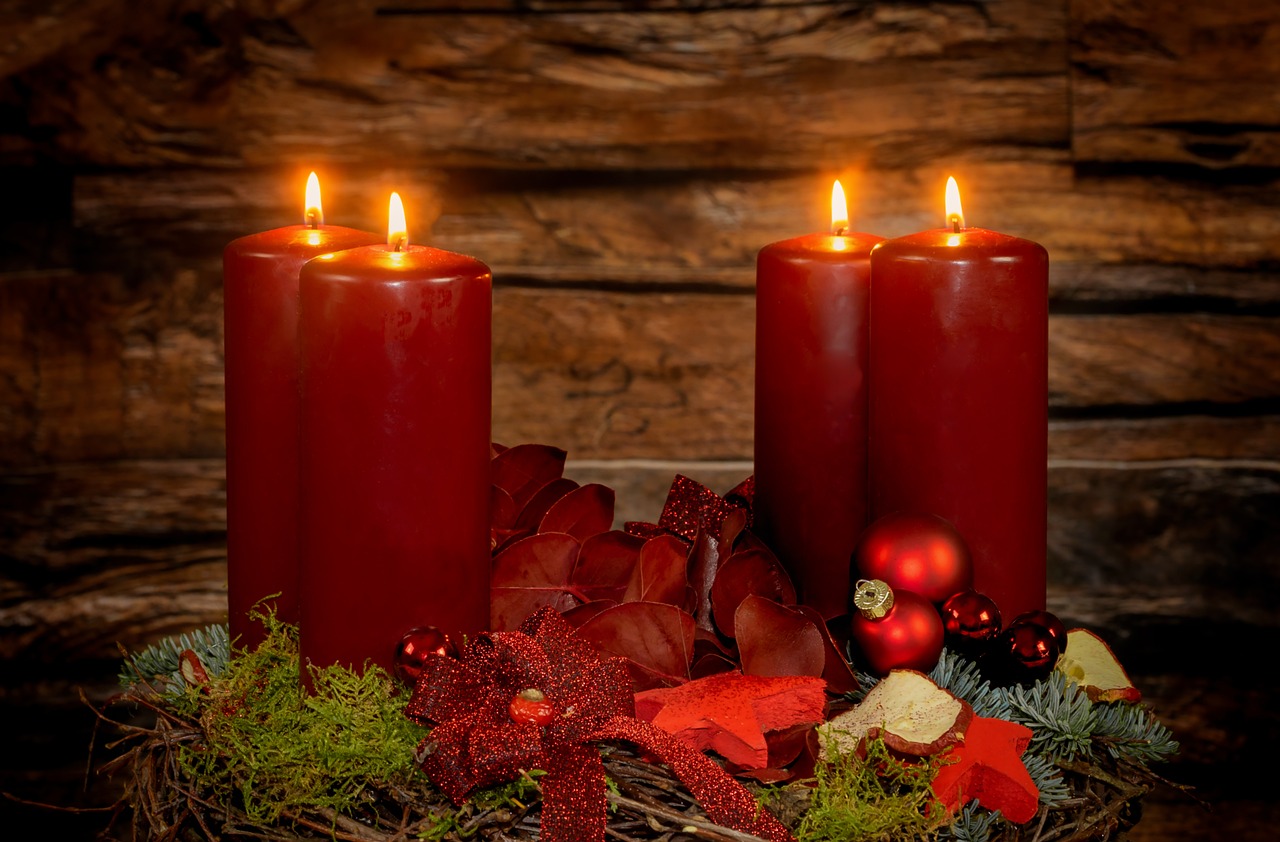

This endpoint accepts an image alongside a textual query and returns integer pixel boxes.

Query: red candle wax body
[297,244,492,679]
[754,231,884,619]
[223,224,382,651]
[867,227,1048,624]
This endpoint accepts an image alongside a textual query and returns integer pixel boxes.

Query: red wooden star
[930,715,1040,823]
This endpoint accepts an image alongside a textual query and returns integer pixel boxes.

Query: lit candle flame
[388,192,408,251]
[945,176,965,232]
[305,172,323,227]
[830,179,849,236]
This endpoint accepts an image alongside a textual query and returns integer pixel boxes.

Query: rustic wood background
[2,1,1277,838]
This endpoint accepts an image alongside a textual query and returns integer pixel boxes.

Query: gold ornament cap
[853,578,894,620]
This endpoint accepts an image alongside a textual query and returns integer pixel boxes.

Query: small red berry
[508,688,556,727]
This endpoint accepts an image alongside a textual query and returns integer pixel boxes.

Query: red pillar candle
[754,181,885,619]
[298,192,492,679]
[222,173,382,651]
[867,177,1048,623]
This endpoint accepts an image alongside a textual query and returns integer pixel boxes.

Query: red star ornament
[634,671,828,771]
[930,715,1040,824]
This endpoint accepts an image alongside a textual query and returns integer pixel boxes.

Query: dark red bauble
[1010,610,1067,656]
[940,589,1003,655]
[394,626,457,686]
[851,512,973,604]
[849,579,945,676]
[991,620,1059,684]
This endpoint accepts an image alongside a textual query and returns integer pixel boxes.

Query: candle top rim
[872,226,1047,258]
[224,225,383,260]
[300,241,492,282]
[759,230,886,257]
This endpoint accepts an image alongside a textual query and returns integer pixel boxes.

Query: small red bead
[508,688,556,727]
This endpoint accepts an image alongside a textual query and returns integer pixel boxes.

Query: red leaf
[720,507,748,550]
[539,482,615,540]
[634,672,826,771]
[691,651,740,679]
[491,485,520,531]
[792,605,859,695]
[686,507,748,633]
[491,444,567,508]
[570,530,645,603]
[514,478,580,531]
[491,527,530,556]
[709,549,797,638]
[490,532,583,631]
[623,534,690,606]
[575,602,695,691]
[559,599,618,628]
[734,596,826,679]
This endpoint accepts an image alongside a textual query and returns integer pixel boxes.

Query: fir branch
[119,623,231,691]
[929,649,1013,721]
[1090,701,1180,764]
[940,801,1002,842]
[1004,672,1096,761]
[1021,752,1070,805]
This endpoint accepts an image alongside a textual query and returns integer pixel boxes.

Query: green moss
[796,735,945,842]
[177,611,429,824]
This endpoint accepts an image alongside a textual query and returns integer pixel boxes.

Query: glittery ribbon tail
[540,741,610,842]
[592,716,795,842]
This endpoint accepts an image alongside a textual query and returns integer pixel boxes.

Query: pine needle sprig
[118,623,231,691]
[940,801,1003,842]
[1021,752,1070,805]
[930,648,1013,721]
[1005,672,1096,761]
[1090,700,1180,764]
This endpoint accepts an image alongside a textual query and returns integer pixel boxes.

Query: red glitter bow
[404,606,793,842]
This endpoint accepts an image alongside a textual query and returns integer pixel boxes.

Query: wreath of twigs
[86,681,1177,842]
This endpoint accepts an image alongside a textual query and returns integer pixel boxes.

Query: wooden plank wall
[1,1,1277,839]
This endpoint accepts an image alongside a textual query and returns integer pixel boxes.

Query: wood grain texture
[0,271,225,467]
[72,162,1280,278]
[1071,0,1280,170]
[6,0,1067,170]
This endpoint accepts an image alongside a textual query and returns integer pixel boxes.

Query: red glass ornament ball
[1010,610,1067,656]
[394,626,457,686]
[849,585,945,676]
[994,620,1059,683]
[851,512,973,604]
[509,688,557,727]
[940,589,1003,653]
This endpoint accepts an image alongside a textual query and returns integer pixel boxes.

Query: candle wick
[305,208,322,229]
[393,236,407,252]
[833,225,848,237]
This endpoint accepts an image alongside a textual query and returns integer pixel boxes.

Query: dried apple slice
[1055,628,1141,704]
[817,669,973,758]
